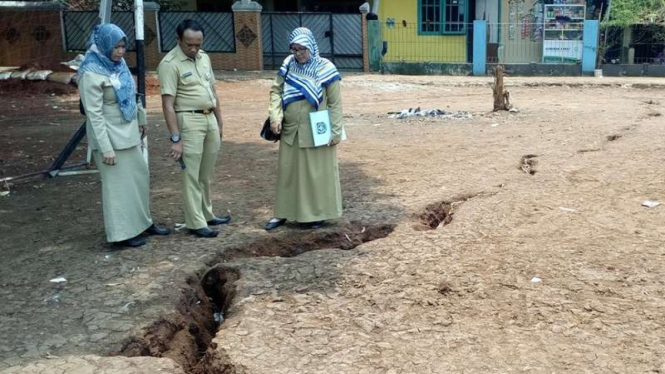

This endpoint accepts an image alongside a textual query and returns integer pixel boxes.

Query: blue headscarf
[278,27,341,109]
[79,23,137,122]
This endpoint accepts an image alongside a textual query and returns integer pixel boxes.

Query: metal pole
[48,120,87,174]
[329,13,335,64]
[604,0,612,22]
[135,0,146,107]
[269,14,275,70]
[603,0,611,66]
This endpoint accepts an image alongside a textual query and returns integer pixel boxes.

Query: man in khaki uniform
[157,19,230,238]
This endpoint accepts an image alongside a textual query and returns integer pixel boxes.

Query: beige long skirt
[93,146,153,242]
[275,133,343,223]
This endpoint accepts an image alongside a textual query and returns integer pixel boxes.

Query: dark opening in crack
[117,275,218,373]
[416,193,490,230]
[119,221,396,373]
[205,221,396,265]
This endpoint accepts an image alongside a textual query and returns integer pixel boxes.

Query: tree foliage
[605,0,665,26]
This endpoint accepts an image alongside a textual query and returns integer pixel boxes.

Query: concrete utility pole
[99,0,112,23]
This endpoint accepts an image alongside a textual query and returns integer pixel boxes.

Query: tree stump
[492,65,512,111]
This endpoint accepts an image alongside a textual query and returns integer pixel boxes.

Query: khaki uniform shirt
[79,71,146,153]
[156,46,217,111]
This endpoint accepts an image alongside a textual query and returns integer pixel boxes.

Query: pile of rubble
[388,107,472,120]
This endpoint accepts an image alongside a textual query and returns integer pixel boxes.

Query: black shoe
[265,218,286,231]
[308,221,325,230]
[145,224,171,236]
[189,227,219,238]
[120,235,147,247]
[207,215,231,226]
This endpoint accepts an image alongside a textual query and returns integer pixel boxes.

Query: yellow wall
[380,0,467,63]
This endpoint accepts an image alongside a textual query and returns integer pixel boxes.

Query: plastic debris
[61,54,85,71]
[26,70,53,81]
[531,276,542,284]
[120,302,134,313]
[49,277,67,283]
[44,292,61,305]
[642,200,660,208]
[10,71,29,80]
[388,107,472,120]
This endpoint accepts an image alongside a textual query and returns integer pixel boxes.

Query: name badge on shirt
[181,72,193,78]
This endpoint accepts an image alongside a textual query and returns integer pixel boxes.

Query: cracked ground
[1,74,665,373]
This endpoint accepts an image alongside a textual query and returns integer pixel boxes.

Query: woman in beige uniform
[79,23,170,247]
[265,27,344,231]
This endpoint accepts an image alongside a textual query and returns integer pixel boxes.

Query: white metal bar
[99,0,112,24]
[134,0,144,40]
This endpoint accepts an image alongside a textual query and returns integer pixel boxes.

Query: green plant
[604,0,665,26]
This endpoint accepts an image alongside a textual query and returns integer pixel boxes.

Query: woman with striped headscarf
[265,27,344,231]
[79,23,170,247]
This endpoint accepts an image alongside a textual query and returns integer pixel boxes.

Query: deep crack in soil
[117,274,218,373]
[416,193,488,230]
[118,221,396,374]
[205,221,396,265]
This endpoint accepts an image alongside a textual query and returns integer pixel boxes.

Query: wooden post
[492,65,511,112]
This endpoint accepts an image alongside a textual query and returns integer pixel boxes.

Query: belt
[176,108,214,114]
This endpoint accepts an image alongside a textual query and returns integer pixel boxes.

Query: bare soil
[1,73,665,374]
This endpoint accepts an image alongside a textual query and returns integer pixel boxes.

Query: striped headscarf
[79,23,137,122]
[278,27,341,109]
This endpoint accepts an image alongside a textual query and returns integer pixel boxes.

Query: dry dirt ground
[1,73,665,374]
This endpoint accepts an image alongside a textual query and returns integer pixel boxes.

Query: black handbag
[260,117,280,142]
[261,65,290,142]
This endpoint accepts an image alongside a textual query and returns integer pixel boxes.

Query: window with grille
[419,0,467,35]
[421,0,441,33]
